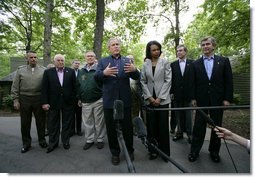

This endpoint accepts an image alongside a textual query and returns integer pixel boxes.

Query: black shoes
[63,144,70,150]
[188,152,199,162]
[172,135,183,141]
[39,142,48,148]
[210,152,220,163]
[96,142,104,149]
[21,146,31,153]
[46,145,58,153]
[149,153,158,160]
[83,142,94,150]
[111,156,120,165]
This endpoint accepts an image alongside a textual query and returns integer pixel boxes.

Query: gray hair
[200,36,217,47]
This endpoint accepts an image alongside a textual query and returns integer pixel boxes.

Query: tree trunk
[43,0,54,67]
[93,0,105,60]
[174,0,180,53]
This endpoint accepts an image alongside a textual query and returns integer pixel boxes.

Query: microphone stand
[140,137,188,173]
[116,120,136,173]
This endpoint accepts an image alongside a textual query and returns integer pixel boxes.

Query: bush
[2,95,14,111]
[233,93,241,105]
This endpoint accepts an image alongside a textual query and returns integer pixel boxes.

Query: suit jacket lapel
[211,55,220,80]
[198,57,209,80]
[154,58,163,80]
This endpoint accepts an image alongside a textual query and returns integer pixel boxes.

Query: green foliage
[184,0,250,70]
[2,95,14,111]
[0,54,11,78]
[233,93,241,105]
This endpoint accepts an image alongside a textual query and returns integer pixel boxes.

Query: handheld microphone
[197,109,216,128]
[113,100,124,121]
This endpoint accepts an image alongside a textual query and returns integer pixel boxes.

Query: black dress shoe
[210,152,220,163]
[111,156,120,165]
[172,135,183,141]
[39,142,48,148]
[188,152,198,162]
[149,153,158,160]
[21,146,31,153]
[46,146,57,153]
[96,142,104,149]
[63,144,70,150]
[83,142,94,150]
[161,156,168,162]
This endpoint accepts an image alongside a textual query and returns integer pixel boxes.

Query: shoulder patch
[17,65,27,69]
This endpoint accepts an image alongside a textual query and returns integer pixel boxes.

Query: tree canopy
[0,0,250,77]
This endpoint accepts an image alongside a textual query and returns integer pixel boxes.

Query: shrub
[2,95,14,111]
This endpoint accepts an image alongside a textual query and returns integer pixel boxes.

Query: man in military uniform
[11,50,48,153]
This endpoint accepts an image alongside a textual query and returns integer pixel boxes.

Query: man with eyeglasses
[11,50,48,153]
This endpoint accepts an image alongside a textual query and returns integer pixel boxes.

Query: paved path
[0,116,250,174]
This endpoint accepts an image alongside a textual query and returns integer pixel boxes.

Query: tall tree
[43,0,54,66]
[93,0,105,60]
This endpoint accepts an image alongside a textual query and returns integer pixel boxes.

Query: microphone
[133,117,147,138]
[197,109,216,128]
[113,100,124,121]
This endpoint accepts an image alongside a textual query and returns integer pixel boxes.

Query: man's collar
[203,55,214,60]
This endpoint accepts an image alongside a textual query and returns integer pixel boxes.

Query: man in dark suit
[42,54,77,153]
[170,45,194,144]
[70,59,82,136]
[188,37,233,162]
[94,37,140,165]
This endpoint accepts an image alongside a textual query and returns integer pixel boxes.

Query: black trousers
[104,108,134,156]
[191,108,223,154]
[71,104,82,134]
[19,95,46,147]
[47,105,74,147]
[146,104,170,156]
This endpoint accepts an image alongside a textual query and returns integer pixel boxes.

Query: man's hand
[13,100,20,110]
[191,100,197,107]
[223,100,230,106]
[42,104,50,111]
[124,63,136,73]
[103,63,118,77]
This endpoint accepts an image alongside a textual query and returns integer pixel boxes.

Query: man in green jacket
[77,51,105,150]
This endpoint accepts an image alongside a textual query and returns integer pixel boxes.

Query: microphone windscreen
[133,116,147,138]
[113,100,124,121]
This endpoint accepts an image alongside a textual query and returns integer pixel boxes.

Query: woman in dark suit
[140,41,172,161]
[42,54,77,153]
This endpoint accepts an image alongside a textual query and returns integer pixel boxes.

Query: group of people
[11,36,240,167]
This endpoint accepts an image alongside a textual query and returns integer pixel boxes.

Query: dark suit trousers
[19,95,46,147]
[146,104,170,156]
[71,104,82,134]
[104,108,134,156]
[173,100,192,136]
[48,105,74,147]
[191,108,223,154]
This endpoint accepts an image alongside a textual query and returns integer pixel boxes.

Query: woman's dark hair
[145,40,162,60]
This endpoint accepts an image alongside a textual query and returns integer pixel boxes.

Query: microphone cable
[223,138,238,173]
[197,109,238,173]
